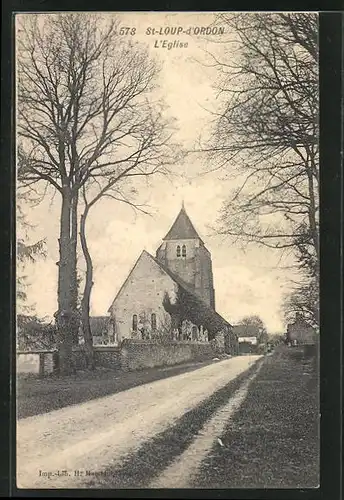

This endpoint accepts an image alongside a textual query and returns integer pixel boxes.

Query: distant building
[286,313,316,345]
[233,324,260,345]
[233,324,260,354]
[78,316,115,346]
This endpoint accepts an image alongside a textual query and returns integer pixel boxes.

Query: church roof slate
[150,251,232,329]
[162,206,203,243]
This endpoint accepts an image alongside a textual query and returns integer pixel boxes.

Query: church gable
[109,250,177,313]
[108,251,181,340]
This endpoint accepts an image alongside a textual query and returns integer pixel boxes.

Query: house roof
[108,249,232,331]
[233,324,259,337]
[89,316,110,336]
[162,206,203,242]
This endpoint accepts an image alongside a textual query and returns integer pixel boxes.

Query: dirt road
[17,355,261,489]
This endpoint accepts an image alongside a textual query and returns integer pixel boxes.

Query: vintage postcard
[16,11,320,489]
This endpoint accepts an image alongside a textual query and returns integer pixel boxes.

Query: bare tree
[282,273,319,328]
[17,13,177,374]
[79,108,176,368]
[201,13,318,277]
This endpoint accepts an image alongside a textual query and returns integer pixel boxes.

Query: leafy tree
[17,315,57,350]
[240,315,269,344]
[17,196,46,313]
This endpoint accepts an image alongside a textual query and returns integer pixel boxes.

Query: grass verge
[17,359,216,419]
[193,346,320,488]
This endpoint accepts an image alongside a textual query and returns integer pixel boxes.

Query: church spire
[162,205,203,242]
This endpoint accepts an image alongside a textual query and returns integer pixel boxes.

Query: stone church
[108,204,234,346]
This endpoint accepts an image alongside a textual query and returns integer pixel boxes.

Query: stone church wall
[72,337,227,373]
[71,340,220,373]
[120,339,218,372]
[71,346,121,371]
[69,341,218,373]
[19,338,229,377]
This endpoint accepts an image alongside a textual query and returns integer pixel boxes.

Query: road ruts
[17,355,262,489]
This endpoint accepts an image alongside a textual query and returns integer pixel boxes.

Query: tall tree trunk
[80,208,95,370]
[55,189,74,375]
[70,191,80,345]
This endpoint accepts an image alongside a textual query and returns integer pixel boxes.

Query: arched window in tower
[176,245,181,257]
[132,314,138,332]
[182,244,186,257]
[151,313,157,331]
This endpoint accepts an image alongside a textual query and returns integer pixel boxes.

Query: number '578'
[119,27,136,35]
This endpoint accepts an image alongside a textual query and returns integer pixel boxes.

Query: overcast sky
[17,12,295,333]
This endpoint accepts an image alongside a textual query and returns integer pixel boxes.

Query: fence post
[39,353,45,377]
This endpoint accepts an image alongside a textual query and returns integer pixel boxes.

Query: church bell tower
[156,203,215,309]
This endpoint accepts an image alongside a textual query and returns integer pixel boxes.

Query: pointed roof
[163,205,203,242]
